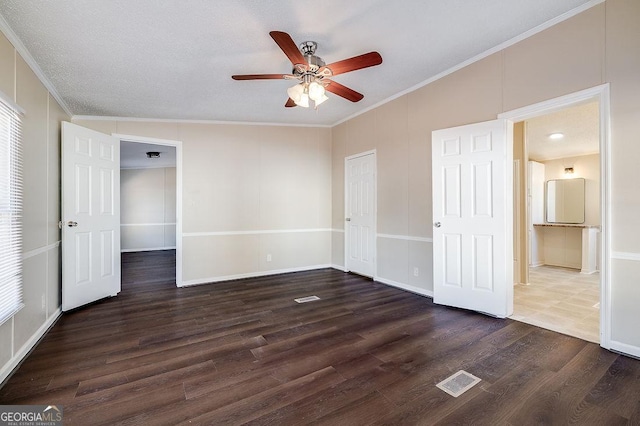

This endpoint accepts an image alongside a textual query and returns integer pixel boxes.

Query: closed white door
[62,122,121,311]
[345,152,376,277]
[432,119,513,318]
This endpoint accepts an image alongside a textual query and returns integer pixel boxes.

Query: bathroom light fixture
[549,133,564,140]
[146,151,160,158]
[564,167,574,174]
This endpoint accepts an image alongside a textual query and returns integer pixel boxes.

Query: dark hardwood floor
[2,250,640,425]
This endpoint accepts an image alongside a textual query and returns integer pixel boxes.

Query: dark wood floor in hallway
[1,250,639,425]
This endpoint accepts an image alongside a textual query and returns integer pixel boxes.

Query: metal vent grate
[436,370,481,397]
[294,295,320,303]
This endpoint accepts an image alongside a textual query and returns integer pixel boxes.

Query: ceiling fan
[232,31,382,108]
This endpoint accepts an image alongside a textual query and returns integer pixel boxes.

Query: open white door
[345,152,376,277]
[62,122,121,311]
[432,119,513,318]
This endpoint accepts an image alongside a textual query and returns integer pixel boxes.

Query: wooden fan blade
[232,74,289,80]
[324,80,364,102]
[270,31,306,65]
[320,52,382,76]
[285,98,297,108]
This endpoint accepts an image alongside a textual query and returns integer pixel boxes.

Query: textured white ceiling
[526,101,600,162]
[0,0,595,126]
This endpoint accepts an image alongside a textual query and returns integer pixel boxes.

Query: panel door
[345,152,376,277]
[432,119,513,317]
[62,122,120,311]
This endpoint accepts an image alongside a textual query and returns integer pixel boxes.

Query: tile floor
[511,265,600,343]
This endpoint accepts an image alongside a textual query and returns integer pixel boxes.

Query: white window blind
[0,95,23,326]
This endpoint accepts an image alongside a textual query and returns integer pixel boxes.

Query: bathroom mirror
[546,178,585,224]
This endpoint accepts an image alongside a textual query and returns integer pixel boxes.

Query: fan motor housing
[292,41,326,75]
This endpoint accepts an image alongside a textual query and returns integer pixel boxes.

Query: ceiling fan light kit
[287,79,328,109]
[287,83,309,107]
[232,31,382,110]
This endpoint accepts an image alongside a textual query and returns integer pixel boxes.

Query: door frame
[113,133,183,287]
[498,83,611,350]
[513,158,522,284]
[344,149,377,277]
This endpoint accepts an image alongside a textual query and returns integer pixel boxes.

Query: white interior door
[62,122,121,311]
[345,152,376,277]
[432,119,513,317]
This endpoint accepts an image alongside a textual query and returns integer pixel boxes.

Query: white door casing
[500,84,611,351]
[113,133,183,287]
[62,122,121,311]
[345,151,376,277]
[432,119,513,318]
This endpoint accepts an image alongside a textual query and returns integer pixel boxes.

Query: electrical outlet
[413,267,419,277]
[266,254,272,262]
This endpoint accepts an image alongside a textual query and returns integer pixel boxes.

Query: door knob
[434,222,441,228]
[345,218,351,222]
[67,221,78,227]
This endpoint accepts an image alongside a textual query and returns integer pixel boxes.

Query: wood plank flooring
[2,250,640,425]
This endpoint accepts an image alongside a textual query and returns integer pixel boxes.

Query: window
[0,95,23,325]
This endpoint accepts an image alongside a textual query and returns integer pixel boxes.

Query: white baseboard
[181,264,333,287]
[543,261,582,270]
[609,340,640,359]
[327,266,434,298]
[121,246,176,253]
[374,276,434,298]
[0,308,62,385]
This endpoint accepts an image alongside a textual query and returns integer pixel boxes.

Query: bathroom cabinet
[533,223,599,273]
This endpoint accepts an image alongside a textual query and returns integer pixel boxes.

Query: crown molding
[333,0,605,127]
[73,114,331,128]
[0,13,73,117]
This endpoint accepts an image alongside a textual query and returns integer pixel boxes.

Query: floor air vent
[294,295,320,303]
[436,370,481,397]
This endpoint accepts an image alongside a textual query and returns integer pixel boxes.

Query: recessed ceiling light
[549,133,564,140]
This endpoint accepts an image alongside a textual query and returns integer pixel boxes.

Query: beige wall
[332,51,504,294]
[121,167,177,251]
[0,32,70,381]
[74,120,333,284]
[332,0,640,349]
